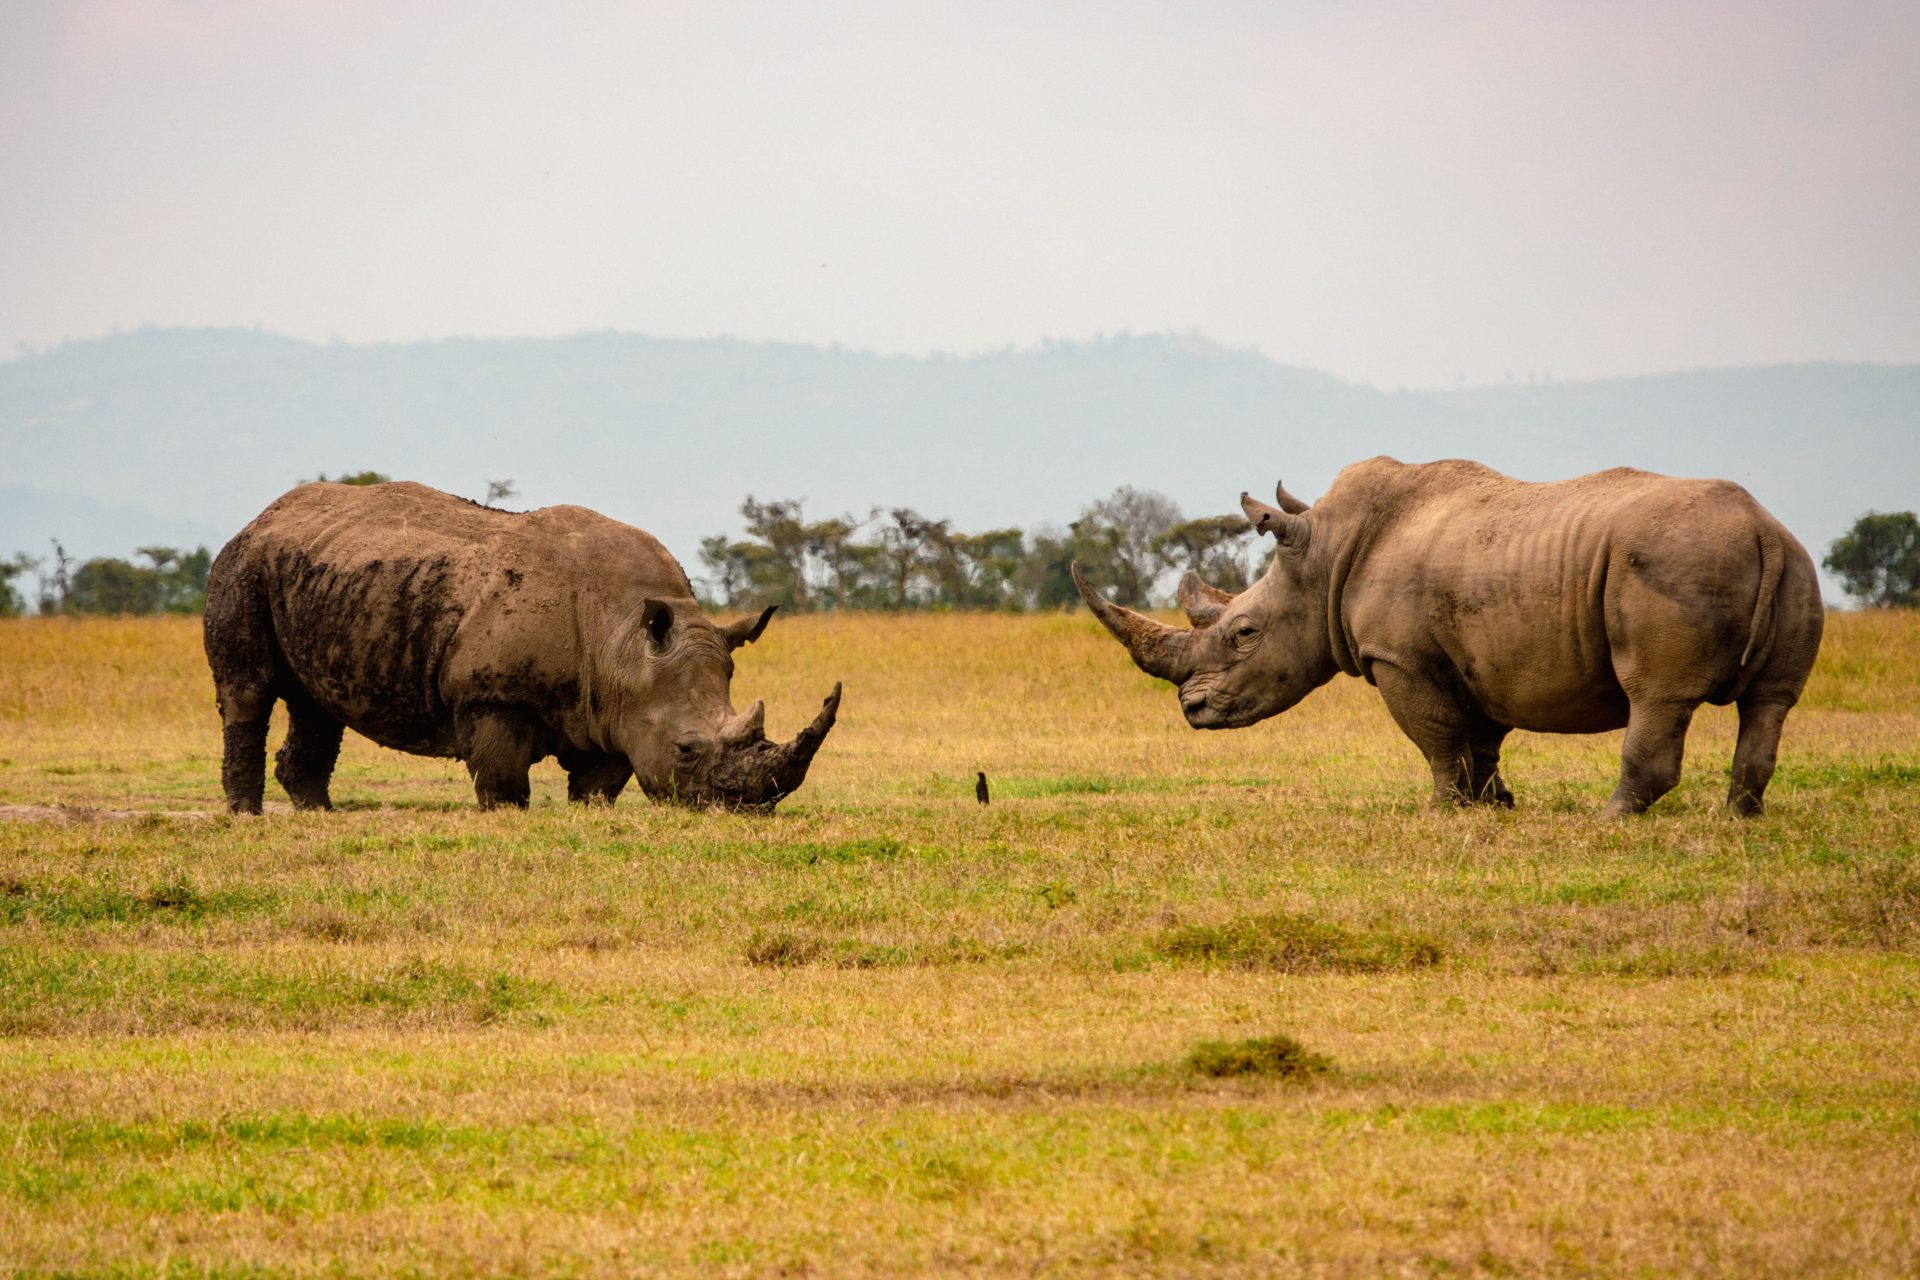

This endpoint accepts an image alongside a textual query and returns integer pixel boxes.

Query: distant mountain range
[3,327,1914,597]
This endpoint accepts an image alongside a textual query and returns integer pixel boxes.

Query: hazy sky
[3,0,1916,387]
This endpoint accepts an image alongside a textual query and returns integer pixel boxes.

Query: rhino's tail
[1736,526,1785,677]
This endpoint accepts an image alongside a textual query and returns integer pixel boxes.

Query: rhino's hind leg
[1601,699,1696,818]
[460,705,544,810]
[216,687,274,815]
[204,551,278,815]
[1466,717,1515,807]
[1727,696,1794,817]
[560,751,632,805]
[274,686,345,811]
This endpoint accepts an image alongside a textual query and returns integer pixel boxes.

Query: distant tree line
[0,544,212,617]
[4,490,1914,617]
[697,486,1261,612]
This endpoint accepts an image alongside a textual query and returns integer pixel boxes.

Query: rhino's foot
[1599,790,1651,820]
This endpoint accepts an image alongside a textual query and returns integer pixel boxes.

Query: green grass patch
[0,875,273,927]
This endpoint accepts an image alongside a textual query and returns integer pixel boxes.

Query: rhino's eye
[673,738,700,760]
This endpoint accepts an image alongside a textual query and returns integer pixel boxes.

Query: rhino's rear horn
[1072,563,1195,683]
[1274,479,1311,515]
[722,700,766,744]
[1177,570,1232,628]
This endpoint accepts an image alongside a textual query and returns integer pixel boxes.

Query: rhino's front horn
[1071,563,1194,683]
[722,700,766,744]
[1176,570,1232,628]
[771,683,843,794]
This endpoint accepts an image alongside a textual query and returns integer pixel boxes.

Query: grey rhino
[1074,458,1823,817]
[203,481,840,813]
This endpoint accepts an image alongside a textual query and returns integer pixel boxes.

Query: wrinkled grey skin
[1075,457,1823,818]
[204,481,840,813]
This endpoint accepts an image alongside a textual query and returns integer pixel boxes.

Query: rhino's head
[1073,481,1336,730]
[619,600,841,811]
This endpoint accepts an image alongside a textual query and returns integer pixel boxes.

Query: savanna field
[0,611,1916,1278]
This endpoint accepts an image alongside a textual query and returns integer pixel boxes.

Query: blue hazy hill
[2,328,1912,589]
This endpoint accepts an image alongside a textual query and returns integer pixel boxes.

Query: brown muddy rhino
[204,481,840,813]
[1075,458,1823,817]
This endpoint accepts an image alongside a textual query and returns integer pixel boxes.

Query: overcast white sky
[2,0,1916,388]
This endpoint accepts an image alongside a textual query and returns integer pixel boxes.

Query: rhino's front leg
[559,750,632,805]
[1371,662,1476,806]
[458,705,545,810]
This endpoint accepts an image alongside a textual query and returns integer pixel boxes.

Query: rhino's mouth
[1179,679,1264,730]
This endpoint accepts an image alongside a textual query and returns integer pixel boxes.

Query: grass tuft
[1185,1033,1333,1080]
[744,930,823,968]
[1151,911,1442,972]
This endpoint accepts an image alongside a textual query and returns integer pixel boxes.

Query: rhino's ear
[1240,492,1310,552]
[640,597,675,647]
[720,604,777,651]
[1274,479,1311,515]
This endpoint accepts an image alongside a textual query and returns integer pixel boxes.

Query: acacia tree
[1070,486,1182,607]
[1013,526,1080,610]
[63,545,214,615]
[739,497,811,610]
[1825,511,1920,608]
[874,507,951,609]
[952,528,1027,609]
[804,514,864,611]
[697,534,790,609]
[0,553,35,617]
[1154,514,1256,593]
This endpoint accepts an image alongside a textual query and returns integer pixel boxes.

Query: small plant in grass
[1185,1033,1332,1080]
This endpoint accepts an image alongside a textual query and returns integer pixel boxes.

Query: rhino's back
[1333,459,1803,731]
[210,482,688,752]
